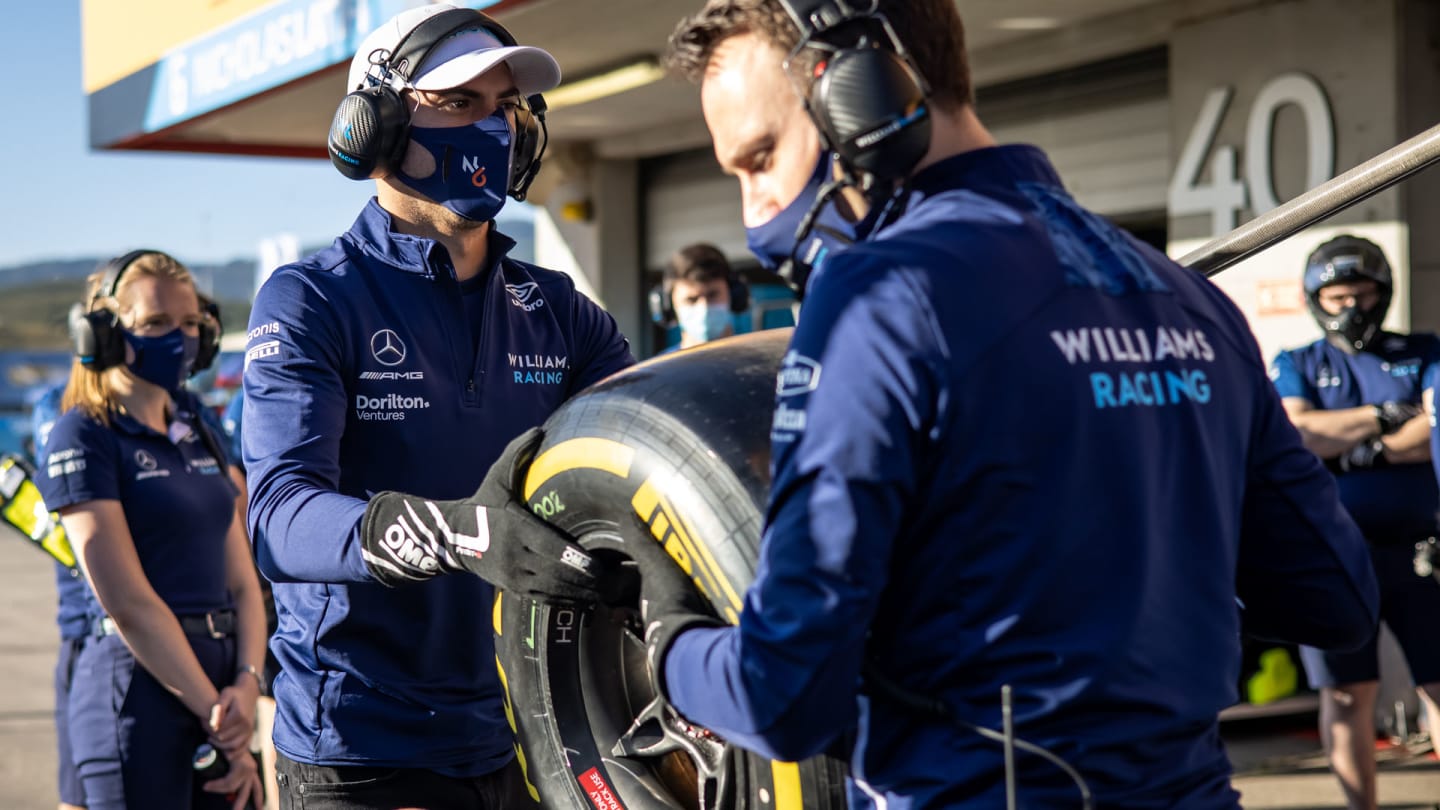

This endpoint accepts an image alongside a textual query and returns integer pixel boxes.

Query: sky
[1,2,531,269]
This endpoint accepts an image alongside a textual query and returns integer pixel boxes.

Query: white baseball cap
[347,4,562,95]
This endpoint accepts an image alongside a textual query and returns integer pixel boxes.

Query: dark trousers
[70,633,237,810]
[54,634,86,806]
[275,753,531,810]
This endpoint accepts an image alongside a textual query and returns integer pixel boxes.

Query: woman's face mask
[123,327,199,392]
[398,112,513,222]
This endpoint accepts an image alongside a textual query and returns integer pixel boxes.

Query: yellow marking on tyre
[771,761,802,810]
[495,656,542,801]
[493,590,503,636]
[524,438,636,499]
[632,478,742,623]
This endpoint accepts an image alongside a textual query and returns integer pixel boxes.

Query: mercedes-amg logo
[134,450,158,471]
[370,329,407,367]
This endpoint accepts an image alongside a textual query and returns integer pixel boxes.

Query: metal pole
[1178,122,1440,277]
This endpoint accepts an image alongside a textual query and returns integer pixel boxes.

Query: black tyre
[493,330,848,810]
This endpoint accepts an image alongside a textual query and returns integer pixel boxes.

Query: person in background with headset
[1270,235,1440,810]
[241,6,634,807]
[30,380,89,810]
[40,251,266,809]
[655,243,748,352]
[561,1,1378,806]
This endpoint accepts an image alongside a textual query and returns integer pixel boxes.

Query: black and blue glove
[359,428,605,603]
[623,522,725,699]
[1374,401,1422,434]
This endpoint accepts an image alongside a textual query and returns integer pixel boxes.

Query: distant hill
[0,257,258,350]
[0,219,535,351]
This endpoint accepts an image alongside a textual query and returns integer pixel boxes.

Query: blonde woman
[40,250,265,810]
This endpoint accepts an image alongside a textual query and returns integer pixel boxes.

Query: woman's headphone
[778,0,932,184]
[68,249,221,373]
[327,7,549,201]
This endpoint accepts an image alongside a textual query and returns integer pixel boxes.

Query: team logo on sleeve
[776,351,822,397]
[506,282,546,312]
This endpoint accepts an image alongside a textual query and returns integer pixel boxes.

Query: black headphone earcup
[812,48,932,182]
[70,303,125,371]
[508,97,547,201]
[329,86,411,180]
[729,276,750,314]
[648,285,675,327]
[193,303,221,374]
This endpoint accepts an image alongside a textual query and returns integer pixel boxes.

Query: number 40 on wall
[1169,72,1335,237]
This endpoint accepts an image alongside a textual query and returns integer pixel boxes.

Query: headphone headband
[94,249,164,308]
[369,8,519,89]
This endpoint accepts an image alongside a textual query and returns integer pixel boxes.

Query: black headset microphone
[776,2,1093,806]
[326,8,549,202]
[773,0,932,297]
[68,249,221,374]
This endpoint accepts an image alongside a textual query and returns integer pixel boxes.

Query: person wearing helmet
[1271,234,1440,810]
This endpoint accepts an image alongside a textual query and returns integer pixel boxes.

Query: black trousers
[276,752,531,810]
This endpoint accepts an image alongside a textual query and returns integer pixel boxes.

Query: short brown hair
[665,243,734,287]
[62,251,197,424]
[665,0,972,110]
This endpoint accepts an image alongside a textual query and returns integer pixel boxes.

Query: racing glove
[624,521,725,700]
[1337,437,1388,473]
[359,428,605,603]
[1374,401,1422,434]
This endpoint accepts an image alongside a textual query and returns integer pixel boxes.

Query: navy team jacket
[663,146,1380,809]
[243,199,634,774]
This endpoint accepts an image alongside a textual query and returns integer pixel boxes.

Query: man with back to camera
[241,5,635,807]
[1269,235,1440,810]
[660,243,743,351]
[543,1,1381,806]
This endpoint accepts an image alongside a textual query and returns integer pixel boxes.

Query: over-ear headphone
[328,8,549,201]
[68,250,221,374]
[648,274,750,327]
[778,0,932,183]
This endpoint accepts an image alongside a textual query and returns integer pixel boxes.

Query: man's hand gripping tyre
[359,427,607,603]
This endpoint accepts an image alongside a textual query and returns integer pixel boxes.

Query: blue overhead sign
[144,0,502,133]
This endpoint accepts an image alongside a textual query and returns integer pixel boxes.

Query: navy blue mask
[123,328,199,392]
[745,153,858,284]
[398,113,512,222]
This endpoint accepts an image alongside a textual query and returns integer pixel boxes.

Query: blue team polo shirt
[37,393,237,617]
[1271,334,1440,540]
[243,200,634,774]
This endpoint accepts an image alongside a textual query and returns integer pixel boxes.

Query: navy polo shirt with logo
[1270,333,1440,539]
[37,392,237,618]
[242,199,634,774]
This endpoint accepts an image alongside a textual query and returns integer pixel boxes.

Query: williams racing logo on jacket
[509,353,568,385]
[505,282,546,312]
[1051,326,1216,410]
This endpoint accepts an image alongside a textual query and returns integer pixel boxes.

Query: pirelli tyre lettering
[492,330,846,810]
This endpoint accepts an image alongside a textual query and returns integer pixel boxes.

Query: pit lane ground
[1,528,1436,808]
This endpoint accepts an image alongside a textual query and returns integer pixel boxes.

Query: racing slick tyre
[493,329,848,810]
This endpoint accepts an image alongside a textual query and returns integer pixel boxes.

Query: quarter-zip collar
[346,198,518,281]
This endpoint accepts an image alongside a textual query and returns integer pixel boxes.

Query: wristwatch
[236,664,266,695]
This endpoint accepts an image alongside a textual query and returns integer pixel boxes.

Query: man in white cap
[241,5,634,806]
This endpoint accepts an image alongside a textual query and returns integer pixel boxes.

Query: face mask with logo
[123,327,199,392]
[745,152,859,288]
[678,303,732,342]
[398,112,512,222]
